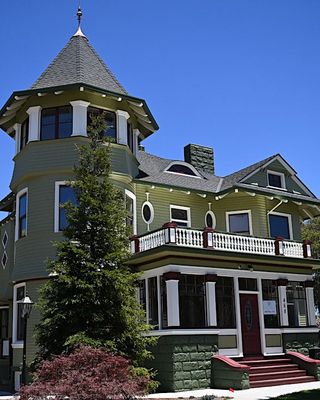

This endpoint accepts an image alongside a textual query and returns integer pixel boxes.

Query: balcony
[131,223,313,260]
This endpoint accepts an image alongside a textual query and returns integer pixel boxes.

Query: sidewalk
[147,381,320,400]
[2,382,320,400]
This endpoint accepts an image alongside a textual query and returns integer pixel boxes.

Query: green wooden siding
[243,159,310,196]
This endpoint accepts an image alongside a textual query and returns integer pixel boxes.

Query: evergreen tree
[36,114,154,365]
[302,217,320,311]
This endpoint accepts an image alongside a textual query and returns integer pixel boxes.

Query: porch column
[116,110,130,145]
[305,281,316,326]
[27,106,42,141]
[70,100,90,136]
[163,272,180,327]
[206,274,217,327]
[277,279,289,327]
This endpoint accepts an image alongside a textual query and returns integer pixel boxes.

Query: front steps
[238,357,316,388]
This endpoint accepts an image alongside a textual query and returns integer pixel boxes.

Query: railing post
[203,227,215,249]
[274,236,284,256]
[163,222,177,244]
[130,235,140,253]
[303,240,312,258]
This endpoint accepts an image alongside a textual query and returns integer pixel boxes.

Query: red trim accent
[130,235,140,253]
[287,351,320,365]
[305,280,315,288]
[277,279,288,287]
[163,272,181,281]
[212,355,251,370]
[162,222,178,228]
[203,227,215,248]
[303,240,312,258]
[205,274,218,282]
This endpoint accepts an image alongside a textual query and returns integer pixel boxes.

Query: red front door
[240,294,261,356]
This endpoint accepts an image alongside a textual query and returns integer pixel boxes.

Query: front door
[240,294,261,356]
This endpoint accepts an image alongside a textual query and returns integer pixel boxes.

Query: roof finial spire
[77,5,82,29]
[73,4,86,37]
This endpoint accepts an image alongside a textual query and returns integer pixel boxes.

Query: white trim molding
[15,188,28,241]
[306,286,316,326]
[14,123,21,155]
[166,279,180,327]
[12,282,26,346]
[206,281,217,326]
[116,110,130,145]
[70,100,90,137]
[26,106,41,141]
[226,209,253,235]
[205,210,216,229]
[125,189,137,235]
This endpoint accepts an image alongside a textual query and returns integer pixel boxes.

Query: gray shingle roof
[31,34,127,94]
[137,151,318,203]
[137,151,222,192]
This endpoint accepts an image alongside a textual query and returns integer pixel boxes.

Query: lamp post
[17,294,33,386]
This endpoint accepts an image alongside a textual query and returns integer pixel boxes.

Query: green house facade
[1,21,320,393]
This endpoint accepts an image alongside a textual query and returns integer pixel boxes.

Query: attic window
[165,163,199,177]
[267,171,286,190]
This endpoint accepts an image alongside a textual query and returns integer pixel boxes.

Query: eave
[0,192,15,212]
[0,83,159,137]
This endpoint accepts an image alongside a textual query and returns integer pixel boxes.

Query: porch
[131,224,313,260]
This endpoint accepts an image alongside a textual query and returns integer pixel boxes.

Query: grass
[270,389,320,399]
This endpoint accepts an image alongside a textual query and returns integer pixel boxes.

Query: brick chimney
[184,144,214,174]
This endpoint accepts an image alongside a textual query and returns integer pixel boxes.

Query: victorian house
[0,16,320,393]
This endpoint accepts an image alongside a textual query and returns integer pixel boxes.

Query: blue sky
[1,0,320,202]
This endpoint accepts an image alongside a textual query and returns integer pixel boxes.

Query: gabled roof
[31,32,127,94]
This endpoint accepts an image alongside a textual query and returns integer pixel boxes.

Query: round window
[142,201,154,224]
[205,211,216,229]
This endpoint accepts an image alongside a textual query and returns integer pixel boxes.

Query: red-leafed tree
[19,346,150,400]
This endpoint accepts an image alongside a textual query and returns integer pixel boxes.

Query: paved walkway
[147,381,320,400]
[2,382,320,400]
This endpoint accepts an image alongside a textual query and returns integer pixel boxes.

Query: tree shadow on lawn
[271,389,320,400]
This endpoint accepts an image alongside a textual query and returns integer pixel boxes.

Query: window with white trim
[54,182,77,232]
[287,282,307,327]
[226,211,252,235]
[125,190,136,235]
[13,283,25,344]
[170,205,191,227]
[205,210,216,229]
[0,307,9,358]
[267,170,286,189]
[15,189,28,241]
[268,212,292,239]
[142,201,154,225]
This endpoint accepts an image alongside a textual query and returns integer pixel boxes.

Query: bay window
[216,277,236,328]
[179,274,206,328]
[88,107,116,140]
[55,182,77,232]
[41,106,73,140]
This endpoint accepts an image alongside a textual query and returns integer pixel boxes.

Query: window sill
[11,342,24,349]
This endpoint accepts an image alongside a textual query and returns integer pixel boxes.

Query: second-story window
[56,184,77,232]
[227,211,252,235]
[170,205,191,227]
[268,212,292,239]
[125,190,136,234]
[20,118,29,150]
[41,106,73,140]
[88,107,116,141]
[18,192,27,239]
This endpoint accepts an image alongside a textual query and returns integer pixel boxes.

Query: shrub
[19,346,150,400]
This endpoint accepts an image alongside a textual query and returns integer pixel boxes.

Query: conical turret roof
[31,32,127,94]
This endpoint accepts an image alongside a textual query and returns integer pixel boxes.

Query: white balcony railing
[131,225,310,260]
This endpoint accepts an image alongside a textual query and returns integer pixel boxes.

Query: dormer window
[88,107,116,141]
[165,162,200,177]
[41,106,73,140]
[267,171,286,190]
[20,118,29,150]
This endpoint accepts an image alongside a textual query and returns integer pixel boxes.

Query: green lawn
[270,389,320,399]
